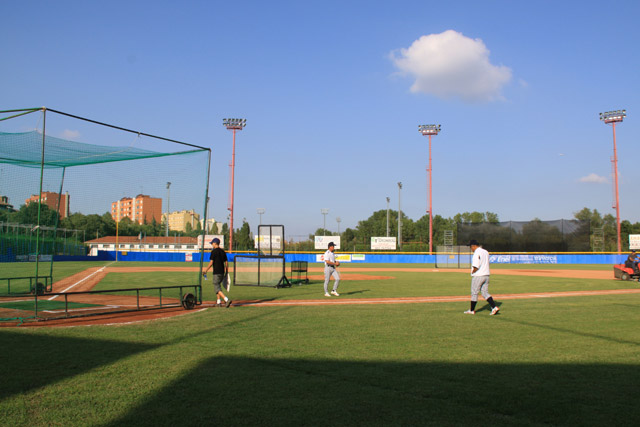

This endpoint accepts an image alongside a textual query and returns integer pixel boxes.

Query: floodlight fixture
[336,216,342,234]
[321,208,329,235]
[257,208,265,225]
[223,117,246,251]
[419,124,442,254]
[599,109,627,254]
[599,110,626,124]
[223,118,247,130]
[418,124,441,135]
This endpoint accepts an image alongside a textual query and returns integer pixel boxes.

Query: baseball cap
[328,242,335,248]
[468,239,480,246]
[211,238,221,244]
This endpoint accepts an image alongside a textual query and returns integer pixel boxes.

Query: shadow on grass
[0,330,158,400]
[106,356,640,426]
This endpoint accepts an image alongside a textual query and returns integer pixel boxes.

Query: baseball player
[202,238,232,308]
[464,239,499,315]
[323,242,340,297]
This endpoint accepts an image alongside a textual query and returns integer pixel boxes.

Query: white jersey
[324,249,336,266]
[471,247,490,276]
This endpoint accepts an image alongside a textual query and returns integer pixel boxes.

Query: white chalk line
[48,261,117,301]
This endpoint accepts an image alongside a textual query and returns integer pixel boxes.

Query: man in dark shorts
[202,238,232,307]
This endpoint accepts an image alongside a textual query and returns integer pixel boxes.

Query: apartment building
[111,194,162,224]
[24,191,70,218]
[162,209,201,232]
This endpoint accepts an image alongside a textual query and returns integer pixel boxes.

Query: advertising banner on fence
[197,234,225,249]
[489,254,558,264]
[314,236,341,250]
[254,235,282,250]
[371,237,396,250]
[630,234,640,250]
[316,253,352,263]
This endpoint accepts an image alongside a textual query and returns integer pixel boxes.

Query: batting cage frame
[0,107,211,323]
[233,224,291,288]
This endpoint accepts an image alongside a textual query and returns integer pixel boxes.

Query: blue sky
[2,0,639,239]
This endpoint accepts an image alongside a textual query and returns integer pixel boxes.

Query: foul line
[47,261,117,301]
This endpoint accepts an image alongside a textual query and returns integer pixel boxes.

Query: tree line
[2,203,639,252]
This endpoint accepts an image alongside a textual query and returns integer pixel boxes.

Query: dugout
[0,107,211,323]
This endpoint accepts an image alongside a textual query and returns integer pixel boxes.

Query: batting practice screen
[233,255,288,287]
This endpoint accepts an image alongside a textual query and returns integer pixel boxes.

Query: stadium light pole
[257,208,265,225]
[386,197,390,237]
[321,208,329,236]
[223,118,246,252]
[600,110,626,254]
[397,182,402,250]
[165,182,171,237]
[419,124,441,255]
[336,216,341,234]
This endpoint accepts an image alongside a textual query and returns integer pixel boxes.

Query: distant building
[25,191,70,218]
[161,209,201,232]
[85,235,198,255]
[201,217,222,233]
[111,195,162,225]
[0,195,15,212]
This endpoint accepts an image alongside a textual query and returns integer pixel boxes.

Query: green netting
[0,131,203,168]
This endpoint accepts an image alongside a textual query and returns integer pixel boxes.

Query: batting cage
[233,224,290,288]
[0,107,210,323]
[456,219,590,252]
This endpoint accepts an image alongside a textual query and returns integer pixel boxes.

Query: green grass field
[1,261,638,426]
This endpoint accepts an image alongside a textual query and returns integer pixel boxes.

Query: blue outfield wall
[56,251,626,265]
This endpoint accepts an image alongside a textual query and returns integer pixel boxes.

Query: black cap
[328,242,335,248]
[468,239,480,246]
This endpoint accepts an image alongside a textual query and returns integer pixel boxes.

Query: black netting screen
[457,220,590,252]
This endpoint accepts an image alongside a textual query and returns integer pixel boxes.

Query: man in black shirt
[202,238,232,307]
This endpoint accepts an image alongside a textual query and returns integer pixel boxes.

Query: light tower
[336,216,341,234]
[599,110,626,254]
[223,118,246,251]
[321,208,329,236]
[397,182,402,250]
[386,196,390,237]
[418,124,441,254]
[257,208,265,225]
[165,182,171,237]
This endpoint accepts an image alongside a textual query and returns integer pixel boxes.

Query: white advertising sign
[316,253,352,263]
[254,235,282,250]
[371,237,397,250]
[630,234,640,250]
[197,234,225,249]
[314,236,341,250]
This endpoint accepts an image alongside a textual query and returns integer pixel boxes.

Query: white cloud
[390,30,513,102]
[579,173,608,184]
[61,129,80,140]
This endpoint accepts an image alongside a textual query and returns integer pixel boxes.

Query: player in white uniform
[323,242,340,297]
[464,239,500,315]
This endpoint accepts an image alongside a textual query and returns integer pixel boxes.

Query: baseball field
[1,261,639,426]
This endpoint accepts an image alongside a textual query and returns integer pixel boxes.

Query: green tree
[235,220,253,250]
[13,202,59,227]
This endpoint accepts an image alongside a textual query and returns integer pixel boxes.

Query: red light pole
[223,118,246,252]
[419,124,441,255]
[600,110,626,254]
